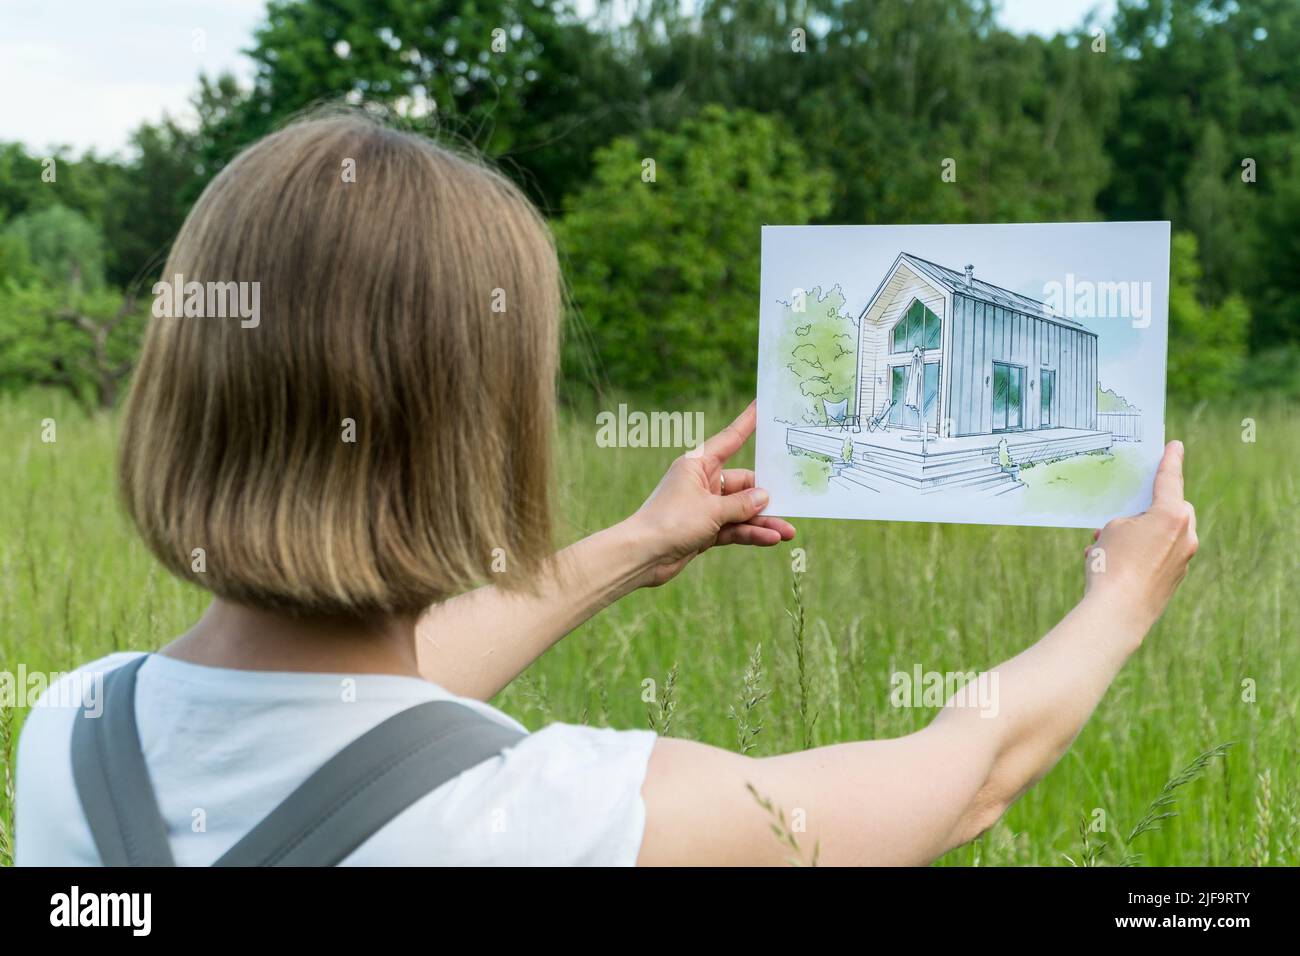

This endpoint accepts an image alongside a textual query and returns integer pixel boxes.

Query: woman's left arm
[416,402,794,700]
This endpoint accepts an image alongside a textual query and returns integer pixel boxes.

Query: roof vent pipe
[964,264,974,286]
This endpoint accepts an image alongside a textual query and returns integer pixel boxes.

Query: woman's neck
[160,598,423,677]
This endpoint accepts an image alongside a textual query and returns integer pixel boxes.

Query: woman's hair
[119,110,560,617]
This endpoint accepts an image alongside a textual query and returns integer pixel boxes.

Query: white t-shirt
[16,652,656,866]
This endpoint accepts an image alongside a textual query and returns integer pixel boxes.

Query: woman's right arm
[638,441,1197,866]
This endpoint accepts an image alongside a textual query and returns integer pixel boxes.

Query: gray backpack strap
[71,653,525,867]
[71,655,177,866]
[214,700,523,867]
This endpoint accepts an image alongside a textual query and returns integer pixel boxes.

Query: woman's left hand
[623,401,796,588]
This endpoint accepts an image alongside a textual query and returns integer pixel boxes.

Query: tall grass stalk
[787,573,818,750]
[646,664,678,737]
[727,642,770,755]
[2,390,1296,865]
[746,783,820,867]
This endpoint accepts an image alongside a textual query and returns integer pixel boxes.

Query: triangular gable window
[890,298,942,353]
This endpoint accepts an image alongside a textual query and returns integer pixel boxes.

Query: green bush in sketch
[774,285,857,425]
[1097,386,1139,413]
[790,449,833,493]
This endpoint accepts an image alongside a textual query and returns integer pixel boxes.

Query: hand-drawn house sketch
[782,252,1133,497]
[755,221,1170,530]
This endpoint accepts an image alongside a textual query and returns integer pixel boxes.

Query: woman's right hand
[1084,440,1198,641]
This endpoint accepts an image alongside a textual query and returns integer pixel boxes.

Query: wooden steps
[788,424,1111,497]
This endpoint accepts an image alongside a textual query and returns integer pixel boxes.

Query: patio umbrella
[903,345,927,455]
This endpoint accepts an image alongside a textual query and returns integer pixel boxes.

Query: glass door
[1039,369,1055,427]
[889,362,941,429]
[992,362,1023,432]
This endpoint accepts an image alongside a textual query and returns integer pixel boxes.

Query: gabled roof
[894,253,1094,335]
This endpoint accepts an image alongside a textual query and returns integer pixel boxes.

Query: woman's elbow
[952,787,1012,847]
[918,717,1012,851]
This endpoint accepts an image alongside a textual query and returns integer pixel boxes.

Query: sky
[1,0,1118,157]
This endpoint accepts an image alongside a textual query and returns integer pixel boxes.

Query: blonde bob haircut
[119,110,560,617]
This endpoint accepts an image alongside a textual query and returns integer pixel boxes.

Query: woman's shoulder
[13,652,148,865]
[16,651,143,776]
[19,651,143,723]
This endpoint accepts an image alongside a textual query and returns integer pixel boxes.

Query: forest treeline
[1,0,1296,407]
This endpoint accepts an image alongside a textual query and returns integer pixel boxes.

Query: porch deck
[787,424,1114,494]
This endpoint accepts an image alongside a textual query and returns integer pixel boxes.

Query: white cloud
[1,0,264,156]
[996,0,1116,36]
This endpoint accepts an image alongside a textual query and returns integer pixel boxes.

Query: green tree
[96,118,203,287]
[1167,232,1249,403]
[1104,0,1300,348]
[0,143,56,222]
[621,1,1121,226]
[1180,121,1253,304]
[0,142,125,260]
[0,280,146,409]
[201,0,634,212]
[3,205,106,292]
[1251,153,1300,350]
[556,106,833,400]
[0,207,146,408]
[0,222,34,285]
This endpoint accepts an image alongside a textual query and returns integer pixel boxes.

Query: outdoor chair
[865,401,894,432]
[822,398,858,432]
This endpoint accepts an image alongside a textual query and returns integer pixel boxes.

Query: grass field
[1,389,1296,866]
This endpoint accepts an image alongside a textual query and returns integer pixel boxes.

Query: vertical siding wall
[947,293,1098,436]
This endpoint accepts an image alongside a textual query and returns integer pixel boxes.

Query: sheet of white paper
[755,222,1170,530]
